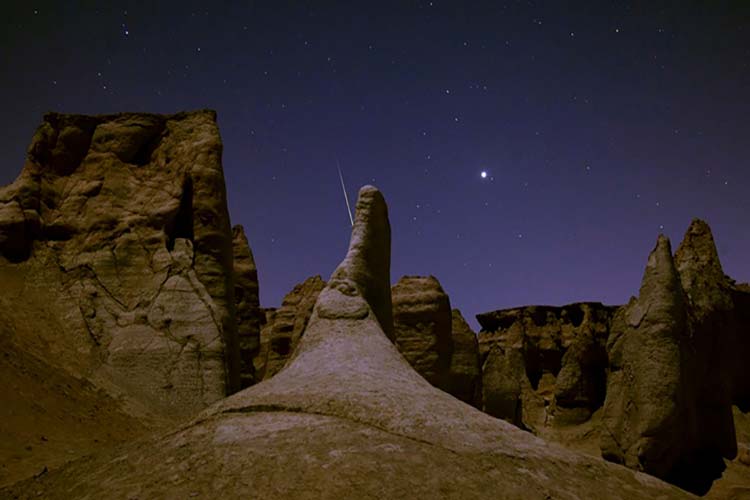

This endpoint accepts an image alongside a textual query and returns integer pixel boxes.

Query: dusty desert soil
[0,336,148,487]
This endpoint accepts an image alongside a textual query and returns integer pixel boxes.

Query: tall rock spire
[601,235,696,482]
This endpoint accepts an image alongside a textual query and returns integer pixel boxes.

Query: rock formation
[3,185,691,499]
[391,276,453,389]
[254,274,482,407]
[0,111,240,420]
[477,302,615,437]
[674,219,738,459]
[232,224,262,388]
[447,309,482,407]
[473,221,750,494]
[254,275,325,380]
[600,222,750,494]
[600,235,697,484]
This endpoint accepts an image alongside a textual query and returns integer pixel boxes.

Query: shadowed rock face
[674,220,737,460]
[232,224,261,389]
[447,309,482,407]
[392,275,453,389]
[3,185,691,499]
[601,236,696,484]
[255,275,325,380]
[601,222,748,494]
[0,111,239,419]
[477,302,615,433]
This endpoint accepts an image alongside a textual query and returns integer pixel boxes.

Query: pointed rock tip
[677,218,716,250]
[674,217,724,277]
[639,233,681,299]
[232,224,246,238]
[653,234,673,259]
[358,184,380,196]
[326,184,393,339]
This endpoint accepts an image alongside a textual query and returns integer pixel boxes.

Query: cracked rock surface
[3,186,691,499]
[0,111,239,421]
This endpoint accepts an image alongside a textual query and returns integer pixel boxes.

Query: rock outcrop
[255,274,483,407]
[447,309,482,407]
[3,185,691,499]
[232,224,262,389]
[473,220,750,495]
[600,235,697,485]
[254,275,326,380]
[391,276,453,389]
[600,222,750,494]
[391,276,481,407]
[478,302,615,436]
[0,111,240,420]
[674,219,738,460]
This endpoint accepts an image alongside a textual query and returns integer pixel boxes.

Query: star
[480,171,487,179]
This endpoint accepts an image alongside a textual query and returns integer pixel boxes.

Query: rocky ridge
[477,221,750,494]
[3,186,691,499]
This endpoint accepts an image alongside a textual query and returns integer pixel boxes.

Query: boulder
[3,185,691,499]
[0,111,239,420]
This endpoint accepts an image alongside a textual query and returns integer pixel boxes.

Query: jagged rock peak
[674,218,733,313]
[327,185,393,338]
[675,219,724,276]
[601,233,699,489]
[635,234,686,318]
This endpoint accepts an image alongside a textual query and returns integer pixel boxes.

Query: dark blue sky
[2,1,748,329]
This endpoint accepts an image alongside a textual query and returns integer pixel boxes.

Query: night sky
[2,2,748,329]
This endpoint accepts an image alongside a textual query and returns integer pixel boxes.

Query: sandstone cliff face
[0,111,239,420]
[255,275,325,380]
[232,224,261,389]
[477,302,615,436]
[4,185,691,499]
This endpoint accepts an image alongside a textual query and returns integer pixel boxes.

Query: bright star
[480,171,487,179]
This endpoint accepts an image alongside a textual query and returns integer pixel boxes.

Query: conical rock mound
[4,187,691,499]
